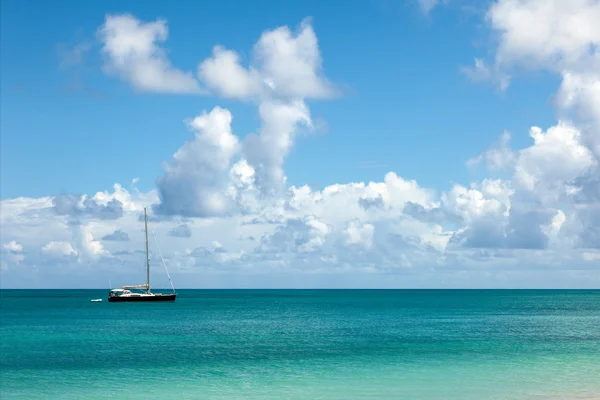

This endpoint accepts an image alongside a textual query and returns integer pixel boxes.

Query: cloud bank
[2,4,599,288]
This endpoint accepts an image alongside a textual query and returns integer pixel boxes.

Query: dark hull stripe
[108,294,177,302]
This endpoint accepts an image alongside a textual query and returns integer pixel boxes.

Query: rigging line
[151,229,176,293]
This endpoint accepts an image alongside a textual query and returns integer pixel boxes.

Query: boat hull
[108,294,177,302]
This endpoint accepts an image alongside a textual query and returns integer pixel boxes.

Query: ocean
[1,289,599,399]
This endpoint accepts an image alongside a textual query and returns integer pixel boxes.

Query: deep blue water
[1,289,599,399]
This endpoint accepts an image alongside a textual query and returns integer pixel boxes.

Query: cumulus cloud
[155,18,337,216]
[92,183,146,212]
[3,241,23,253]
[443,181,509,248]
[481,0,600,165]
[197,46,261,100]
[0,164,595,287]
[3,6,600,288]
[180,241,247,270]
[555,70,600,157]
[94,16,340,218]
[343,220,375,249]
[53,194,124,220]
[98,14,201,94]
[243,100,312,195]
[1,241,25,268]
[459,120,596,251]
[462,0,600,255]
[583,251,600,261]
[258,215,331,254]
[197,18,337,101]
[154,106,240,217]
[467,0,600,110]
[42,241,78,257]
[284,172,437,230]
[467,131,516,172]
[514,122,595,195]
[72,223,110,260]
[488,0,600,71]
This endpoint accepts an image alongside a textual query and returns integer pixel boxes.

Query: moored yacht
[108,207,176,303]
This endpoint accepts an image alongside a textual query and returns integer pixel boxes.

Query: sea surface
[1,289,599,399]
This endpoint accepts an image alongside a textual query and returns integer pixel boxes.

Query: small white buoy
[91,299,102,302]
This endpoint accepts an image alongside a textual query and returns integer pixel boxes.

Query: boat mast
[144,207,150,294]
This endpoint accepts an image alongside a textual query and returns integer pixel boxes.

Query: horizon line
[1,288,598,290]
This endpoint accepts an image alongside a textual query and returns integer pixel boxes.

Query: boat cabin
[109,288,131,298]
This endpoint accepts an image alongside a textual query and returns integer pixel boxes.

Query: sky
[1,0,599,288]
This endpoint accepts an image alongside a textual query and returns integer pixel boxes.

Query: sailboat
[108,207,177,302]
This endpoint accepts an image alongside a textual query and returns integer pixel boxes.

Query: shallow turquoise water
[1,290,599,399]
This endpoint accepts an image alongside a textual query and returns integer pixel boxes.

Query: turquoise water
[1,290,599,399]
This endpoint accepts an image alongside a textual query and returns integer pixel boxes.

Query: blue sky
[1,0,599,288]
[0,0,559,198]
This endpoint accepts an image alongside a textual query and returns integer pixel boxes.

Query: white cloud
[469,0,600,114]
[53,193,124,220]
[343,220,375,249]
[555,70,600,157]
[95,16,340,218]
[1,169,445,279]
[286,172,437,229]
[541,209,566,240]
[583,251,600,261]
[4,8,600,288]
[1,196,53,223]
[92,183,142,212]
[443,182,510,223]
[514,122,595,195]
[467,131,516,171]
[478,0,600,167]
[462,119,597,250]
[244,100,312,195]
[557,72,600,118]
[2,241,25,268]
[98,14,201,94]
[0,167,596,287]
[259,215,331,254]
[488,0,600,71]
[197,18,337,101]
[156,18,336,216]
[42,241,78,257]
[197,46,262,100]
[251,18,337,100]
[462,0,600,254]
[155,106,240,217]
[55,222,110,261]
[3,241,23,253]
